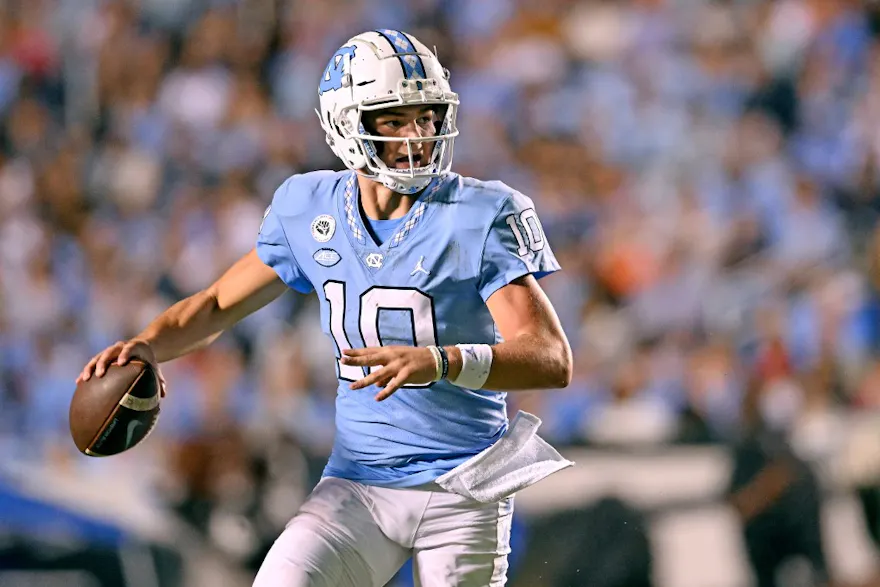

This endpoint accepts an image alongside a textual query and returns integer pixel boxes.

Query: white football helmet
[316,29,459,194]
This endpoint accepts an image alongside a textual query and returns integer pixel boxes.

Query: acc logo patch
[313,248,341,267]
[311,215,336,242]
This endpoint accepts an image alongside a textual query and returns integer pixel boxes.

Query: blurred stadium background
[5,0,880,586]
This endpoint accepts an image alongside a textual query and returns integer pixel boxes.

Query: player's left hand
[341,346,437,401]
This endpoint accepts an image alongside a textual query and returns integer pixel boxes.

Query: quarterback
[78,29,573,586]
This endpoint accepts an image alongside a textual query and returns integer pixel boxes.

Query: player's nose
[396,125,426,157]
[399,120,426,139]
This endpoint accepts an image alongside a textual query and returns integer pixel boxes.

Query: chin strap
[354,169,431,195]
[378,173,432,194]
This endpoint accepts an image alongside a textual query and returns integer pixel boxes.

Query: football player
[78,29,573,587]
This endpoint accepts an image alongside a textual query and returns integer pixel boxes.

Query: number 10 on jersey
[323,281,438,384]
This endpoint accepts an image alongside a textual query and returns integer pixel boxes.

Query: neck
[357,173,418,220]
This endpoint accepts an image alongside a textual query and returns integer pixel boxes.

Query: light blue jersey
[256,170,560,488]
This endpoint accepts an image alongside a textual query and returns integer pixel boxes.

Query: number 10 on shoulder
[505,208,545,257]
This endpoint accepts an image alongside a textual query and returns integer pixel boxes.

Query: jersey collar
[340,171,447,251]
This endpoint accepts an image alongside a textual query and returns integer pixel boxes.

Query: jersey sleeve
[477,191,561,301]
[255,180,314,294]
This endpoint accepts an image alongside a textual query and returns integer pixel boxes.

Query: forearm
[137,250,288,363]
[136,290,231,363]
[444,333,572,391]
[344,275,573,398]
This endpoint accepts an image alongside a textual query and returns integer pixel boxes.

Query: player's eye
[417,116,433,126]
[383,120,403,129]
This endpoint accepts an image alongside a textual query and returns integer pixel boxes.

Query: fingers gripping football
[77,339,167,397]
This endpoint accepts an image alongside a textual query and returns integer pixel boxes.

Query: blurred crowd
[6,0,880,582]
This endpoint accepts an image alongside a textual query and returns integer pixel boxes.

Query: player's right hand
[76,339,167,397]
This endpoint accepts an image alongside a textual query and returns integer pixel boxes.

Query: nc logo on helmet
[319,46,357,95]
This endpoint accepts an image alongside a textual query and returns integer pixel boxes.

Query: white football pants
[252,476,514,587]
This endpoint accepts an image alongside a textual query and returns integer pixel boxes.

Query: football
[69,360,161,457]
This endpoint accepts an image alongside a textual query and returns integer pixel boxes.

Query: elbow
[559,364,573,389]
[557,351,573,389]
[548,337,573,389]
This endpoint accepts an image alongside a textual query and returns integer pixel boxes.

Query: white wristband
[451,344,493,389]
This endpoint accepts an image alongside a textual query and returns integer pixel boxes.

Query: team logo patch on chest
[365,253,384,269]
[311,215,336,242]
[313,248,341,267]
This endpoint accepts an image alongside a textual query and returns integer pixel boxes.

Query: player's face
[362,105,440,170]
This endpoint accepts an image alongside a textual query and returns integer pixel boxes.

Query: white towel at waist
[435,411,574,503]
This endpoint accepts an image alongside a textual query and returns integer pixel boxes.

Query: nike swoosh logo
[125,420,143,449]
